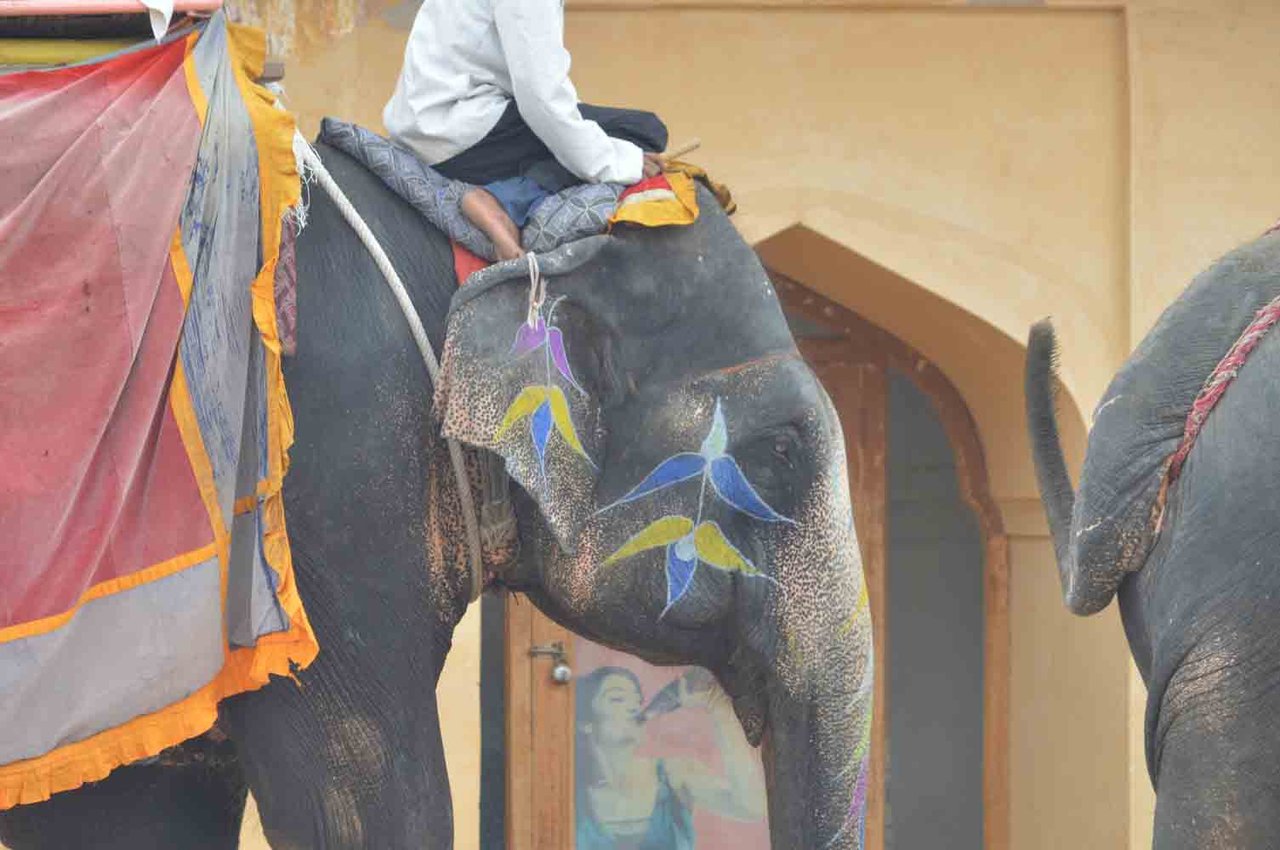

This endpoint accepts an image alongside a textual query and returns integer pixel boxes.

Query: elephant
[1025,228,1280,848]
[0,142,871,849]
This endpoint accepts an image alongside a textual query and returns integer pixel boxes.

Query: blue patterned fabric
[523,180,623,254]
[317,118,624,261]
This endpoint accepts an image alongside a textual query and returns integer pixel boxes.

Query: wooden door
[503,596,574,850]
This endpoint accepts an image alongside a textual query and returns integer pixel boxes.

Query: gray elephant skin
[0,143,871,849]
[1026,229,1280,848]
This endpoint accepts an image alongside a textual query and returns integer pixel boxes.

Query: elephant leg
[0,735,246,850]
[1151,631,1280,849]
[216,541,457,850]
[259,168,468,847]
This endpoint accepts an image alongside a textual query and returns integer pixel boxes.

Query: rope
[1151,223,1280,536]
[1166,293,1280,484]
[295,136,486,603]
[525,251,545,326]
[1151,289,1280,536]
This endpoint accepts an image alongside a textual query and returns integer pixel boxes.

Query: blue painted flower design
[602,400,791,614]
[602,400,794,523]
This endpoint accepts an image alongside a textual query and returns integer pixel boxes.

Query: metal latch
[529,641,572,684]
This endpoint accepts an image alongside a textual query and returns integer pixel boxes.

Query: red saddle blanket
[0,14,317,808]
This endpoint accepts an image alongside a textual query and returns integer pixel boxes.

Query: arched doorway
[772,271,1010,850]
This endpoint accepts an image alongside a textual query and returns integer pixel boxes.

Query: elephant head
[436,188,872,848]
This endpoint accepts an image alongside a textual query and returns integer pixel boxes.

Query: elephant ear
[434,238,612,552]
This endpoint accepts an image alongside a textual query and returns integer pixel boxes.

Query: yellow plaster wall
[565,7,1130,453]
[1008,539,1129,849]
[281,12,405,138]
[1128,0,1280,339]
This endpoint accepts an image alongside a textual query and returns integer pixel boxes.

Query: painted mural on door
[572,638,770,849]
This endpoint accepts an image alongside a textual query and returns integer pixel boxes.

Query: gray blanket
[317,118,624,262]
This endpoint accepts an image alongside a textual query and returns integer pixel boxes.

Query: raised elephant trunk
[1024,320,1092,611]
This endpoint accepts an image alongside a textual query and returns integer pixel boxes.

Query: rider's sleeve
[493,0,643,184]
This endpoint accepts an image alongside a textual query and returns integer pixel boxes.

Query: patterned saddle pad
[316,118,625,262]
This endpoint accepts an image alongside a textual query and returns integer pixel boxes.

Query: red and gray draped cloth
[0,13,316,808]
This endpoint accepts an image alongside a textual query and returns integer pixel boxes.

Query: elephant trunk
[760,653,872,850]
[756,418,874,850]
[1024,320,1088,609]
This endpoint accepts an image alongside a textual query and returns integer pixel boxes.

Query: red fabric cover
[451,240,491,286]
[0,40,209,628]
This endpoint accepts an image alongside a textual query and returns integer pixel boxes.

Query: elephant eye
[735,426,800,473]
[767,428,801,466]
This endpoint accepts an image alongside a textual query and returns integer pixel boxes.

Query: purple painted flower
[510,315,583,394]
[511,316,547,358]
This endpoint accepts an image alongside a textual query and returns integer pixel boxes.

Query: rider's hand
[642,152,664,179]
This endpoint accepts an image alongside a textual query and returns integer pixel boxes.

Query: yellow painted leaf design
[604,516,694,566]
[547,385,588,458]
[495,386,548,440]
[693,521,759,574]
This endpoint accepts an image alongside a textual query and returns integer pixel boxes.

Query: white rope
[525,251,545,326]
[295,135,486,603]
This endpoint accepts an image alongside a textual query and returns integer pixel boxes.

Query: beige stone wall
[262,2,1280,847]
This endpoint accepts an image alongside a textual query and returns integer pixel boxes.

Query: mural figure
[575,665,768,850]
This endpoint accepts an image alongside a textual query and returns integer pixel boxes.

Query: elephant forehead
[625,353,811,428]
[556,196,795,354]
[594,272,792,373]
[595,354,824,490]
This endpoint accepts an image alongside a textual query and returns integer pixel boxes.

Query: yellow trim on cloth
[664,160,736,215]
[609,171,701,229]
[0,38,137,66]
[0,24,318,811]
[605,162,735,231]
[0,544,219,645]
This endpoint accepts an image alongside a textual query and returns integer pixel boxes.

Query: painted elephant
[1025,229,1280,848]
[0,143,871,849]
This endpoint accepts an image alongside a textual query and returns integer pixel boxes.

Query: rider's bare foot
[461,188,523,262]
